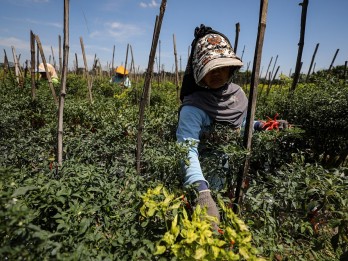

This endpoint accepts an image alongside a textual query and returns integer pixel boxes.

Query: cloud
[90,22,143,42]
[0,37,28,50]
[0,37,57,64]
[3,17,62,28]
[139,0,159,8]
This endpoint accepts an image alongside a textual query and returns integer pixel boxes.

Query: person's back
[37,63,59,84]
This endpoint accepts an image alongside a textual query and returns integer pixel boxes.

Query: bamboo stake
[180,55,183,83]
[57,0,70,167]
[129,44,136,84]
[30,30,36,101]
[173,34,180,102]
[266,65,280,96]
[146,15,159,106]
[4,50,15,84]
[270,54,278,79]
[234,22,240,54]
[344,61,347,85]
[36,42,40,81]
[24,60,29,80]
[263,56,273,81]
[136,0,167,174]
[92,53,97,72]
[11,46,21,86]
[75,53,78,73]
[328,48,339,72]
[35,34,58,105]
[290,0,309,93]
[51,46,56,70]
[111,44,115,76]
[124,43,129,78]
[130,44,135,74]
[306,43,319,82]
[2,52,8,80]
[240,45,246,60]
[80,36,93,103]
[59,35,62,74]
[158,39,161,85]
[233,0,269,213]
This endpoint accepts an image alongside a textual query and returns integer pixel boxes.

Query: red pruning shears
[261,113,281,131]
[260,113,290,131]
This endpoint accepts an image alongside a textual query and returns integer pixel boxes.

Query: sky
[1,0,347,78]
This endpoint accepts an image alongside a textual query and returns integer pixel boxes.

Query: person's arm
[176,105,212,187]
[176,105,220,224]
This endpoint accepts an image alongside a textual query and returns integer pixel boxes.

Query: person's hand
[277,120,289,130]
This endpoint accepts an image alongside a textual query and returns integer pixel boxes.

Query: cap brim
[197,58,243,84]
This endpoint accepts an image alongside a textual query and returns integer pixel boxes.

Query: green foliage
[257,76,348,167]
[0,72,347,260]
[243,154,347,259]
[140,184,264,260]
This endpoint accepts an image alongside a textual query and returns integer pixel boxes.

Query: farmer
[111,65,131,88]
[176,24,287,225]
[36,63,59,84]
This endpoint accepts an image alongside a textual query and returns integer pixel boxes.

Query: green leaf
[78,217,91,235]
[194,248,206,260]
[12,186,37,197]
[154,245,166,255]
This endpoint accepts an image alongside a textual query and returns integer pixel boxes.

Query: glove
[196,190,220,230]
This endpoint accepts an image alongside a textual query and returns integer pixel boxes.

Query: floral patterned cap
[192,33,243,86]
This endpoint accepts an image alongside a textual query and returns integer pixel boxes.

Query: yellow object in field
[115,65,129,75]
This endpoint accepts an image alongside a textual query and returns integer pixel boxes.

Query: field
[0,68,347,260]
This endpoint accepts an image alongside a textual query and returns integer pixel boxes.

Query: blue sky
[1,0,347,78]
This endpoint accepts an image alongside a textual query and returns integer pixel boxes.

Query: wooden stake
[59,35,62,74]
[80,36,93,103]
[2,51,7,80]
[328,48,339,72]
[173,34,180,101]
[111,44,115,76]
[158,39,161,85]
[266,65,280,96]
[11,46,21,86]
[30,30,36,101]
[234,22,240,54]
[306,43,319,82]
[51,46,57,70]
[57,0,70,167]
[124,43,129,77]
[75,53,78,73]
[233,0,268,213]
[240,45,245,60]
[344,61,347,84]
[3,49,14,84]
[35,34,58,105]
[290,0,309,93]
[270,54,278,79]
[263,56,272,82]
[136,0,167,174]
